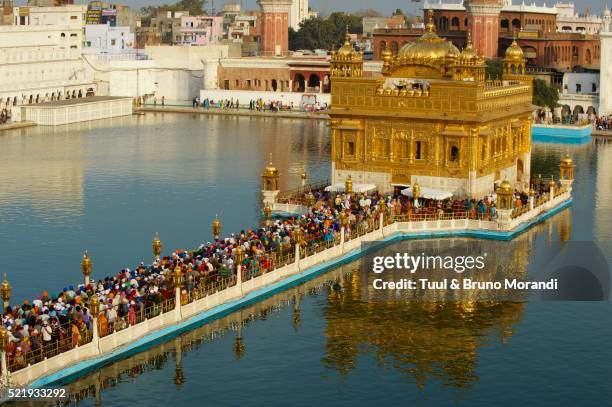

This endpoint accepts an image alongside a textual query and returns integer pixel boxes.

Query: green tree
[289,17,336,50]
[485,58,503,79]
[392,8,404,16]
[289,13,363,51]
[327,12,363,48]
[532,78,559,109]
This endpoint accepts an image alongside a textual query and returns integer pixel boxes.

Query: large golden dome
[505,39,524,61]
[398,10,460,61]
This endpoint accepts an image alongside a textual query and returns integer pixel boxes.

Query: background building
[13,4,86,26]
[84,23,135,55]
[0,5,95,119]
[599,8,612,115]
[558,72,599,116]
[556,2,604,34]
[175,15,223,45]
[373,1,602,71]
[363,15,406,37]
[151,10,189,45]
[289,0,308,30]
[257,0,292,56]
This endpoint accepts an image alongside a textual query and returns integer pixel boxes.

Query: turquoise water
[0,116,611,406]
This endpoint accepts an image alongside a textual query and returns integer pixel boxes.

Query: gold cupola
[505,39,524,62]
[330,27,363,78]
[460,32,478,62]
[337,32,356,58]
[503,38,527,80]
[452,32,486,81]
[261,153,279,191]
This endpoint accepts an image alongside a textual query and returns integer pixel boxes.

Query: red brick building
[372,2,600,70]
[257,0,292,57]
[216,57,332,93]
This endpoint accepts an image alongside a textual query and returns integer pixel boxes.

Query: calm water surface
[0,114,611,406]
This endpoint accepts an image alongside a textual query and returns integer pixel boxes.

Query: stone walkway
[0,121,37,132]
[593,130,612,137]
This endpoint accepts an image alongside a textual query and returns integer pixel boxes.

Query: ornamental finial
[426,9,435,32]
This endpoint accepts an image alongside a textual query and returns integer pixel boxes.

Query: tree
[532,78,559,109]
[289,13,363,51]
[139,6,158,26]
[289,17,336,50]
[327,12,363,48]
[392,8,404,16]
[485,58,503,79]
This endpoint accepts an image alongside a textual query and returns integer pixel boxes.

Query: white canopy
[325,183,377,193]
[401,186,452,200]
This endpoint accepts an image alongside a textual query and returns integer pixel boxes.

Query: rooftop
[26,96,131,108]
[423,0,558,14]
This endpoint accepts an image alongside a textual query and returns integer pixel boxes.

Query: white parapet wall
[21,96,133,126]
[199,89,331,108]
[6,189,572,389]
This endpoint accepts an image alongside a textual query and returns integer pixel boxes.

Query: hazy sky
[29,0,609,16]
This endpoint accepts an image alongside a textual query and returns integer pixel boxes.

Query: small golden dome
[337,30,356,58]
[398,10,460,62]
[263,153,278,176]
[561,154,574,166]
[460,33,478,61]
[499,180,512,193]
[505,39,524,62]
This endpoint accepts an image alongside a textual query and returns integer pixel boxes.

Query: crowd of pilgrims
[1,184,547,370]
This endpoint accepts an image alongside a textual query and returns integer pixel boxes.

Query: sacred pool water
[0,113,611,406]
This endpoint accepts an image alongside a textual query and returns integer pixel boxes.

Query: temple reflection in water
[321,236,536,388]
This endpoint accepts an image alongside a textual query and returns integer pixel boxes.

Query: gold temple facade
[329,12,535,198]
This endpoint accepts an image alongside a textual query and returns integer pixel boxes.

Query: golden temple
[329,10,535,198]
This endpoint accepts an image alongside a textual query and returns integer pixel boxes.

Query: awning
[401,186,453,200]
[325,183,377,193]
